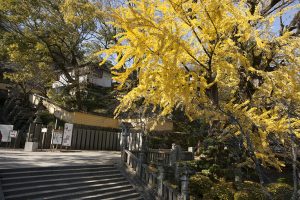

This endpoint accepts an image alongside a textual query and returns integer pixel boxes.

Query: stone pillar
[27,123,34,142]
[137,133,147,177]
[33,112,43,147]
[234,168,242,185]
[188,147,195,155]
[157,165,165,198]
[120,122,132,162]
[174,162,178,179]
[137,151,145,178]
[169,143,182,166]
[181,170,190,200]
[24,111,43,151]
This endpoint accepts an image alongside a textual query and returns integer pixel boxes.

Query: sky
[272,2,300,33]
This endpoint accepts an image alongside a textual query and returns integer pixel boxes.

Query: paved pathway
[0,149,120,169]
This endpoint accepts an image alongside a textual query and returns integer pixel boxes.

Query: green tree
[0,0,117,109]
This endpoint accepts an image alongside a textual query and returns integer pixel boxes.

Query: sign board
[51,130,63,145]
[62,123,73,146]
[9,130,18,138]
[41,128,48,133]
[0,124,14,142]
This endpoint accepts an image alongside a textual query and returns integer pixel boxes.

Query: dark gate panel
[28,123,121,151]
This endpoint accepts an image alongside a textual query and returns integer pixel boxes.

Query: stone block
[24,142,39,152]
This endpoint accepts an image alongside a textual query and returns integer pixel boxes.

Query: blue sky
[272,3,299,32]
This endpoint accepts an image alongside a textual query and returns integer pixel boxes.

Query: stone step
[4,179,128,197]
[2,174,124,190]
[1,165,142,200]
[0,164,114,173]
[0,165,115,178]
[5,183,134,200]
[32,185,136,200]
[1,169,120,184]
[83,192,143,200]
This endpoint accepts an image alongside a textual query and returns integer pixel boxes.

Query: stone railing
[161,181,181,200]
[122,149,191,200]
[120,123,192,200]
[147,149,171,166]
[146,148,194,166]
[123,149,140,172]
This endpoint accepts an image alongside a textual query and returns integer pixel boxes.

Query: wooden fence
[71,125,120,151]
[28,123,121,151]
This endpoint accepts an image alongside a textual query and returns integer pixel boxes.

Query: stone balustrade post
[137,133,147,177]
[180,172,190,200]
[137,151,145,178]
[120,122,132,162]
[175,162,180,182]
[170,143,182,166]
[234,167,242,186]
[157,165,165,198]
[188,147,195,159]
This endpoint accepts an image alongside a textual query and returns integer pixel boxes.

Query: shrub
[234,181,268,200]
[234,191,251,200]
[276,178,289,184]
[186,160,199,171]
[221,169,235,181]
[267,183,292,200]
[203,181,235,200]
[190,173,213,198]
[209,164,221,175]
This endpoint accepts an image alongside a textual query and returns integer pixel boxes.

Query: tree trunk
[291,134,298,200]
[218,107,265,184]
[287,104,299,200]
[74,68,82,111]
[244,131,265,185]
[75,88,82,110]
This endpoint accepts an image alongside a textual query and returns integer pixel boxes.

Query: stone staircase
[0,165,143,200]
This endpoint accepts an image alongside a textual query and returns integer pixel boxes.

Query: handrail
[130,148,193,166]
[124,149,139,160]
[148,148,172,153]
[146,150,171,166]
[123,149,140,171]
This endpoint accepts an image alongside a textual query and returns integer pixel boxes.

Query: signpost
[41,128,48,133]
[9,130,18,138]
[62,123,73,147]
[51,130,63,145]
[9,130,18,148]
[0,124,14,143]
[51,129,63,151]
[41,128,48,150]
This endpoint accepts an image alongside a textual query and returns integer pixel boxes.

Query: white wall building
[52,65,112,89]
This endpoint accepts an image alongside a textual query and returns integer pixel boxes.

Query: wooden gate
[28,123,121,151]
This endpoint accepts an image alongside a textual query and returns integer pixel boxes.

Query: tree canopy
[0,0,117,108]
[101,0,300,174]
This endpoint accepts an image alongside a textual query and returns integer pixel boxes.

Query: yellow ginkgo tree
[100,0,300,192]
